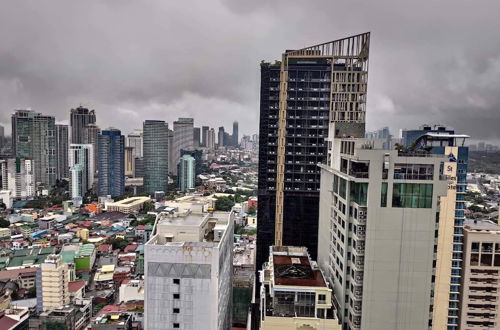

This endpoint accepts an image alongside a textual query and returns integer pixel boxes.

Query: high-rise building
[193,127,201,148]
[144,204,233,330]
[256,33,370,269]
[167,129,174,176]
[218,126,225,147]
[400,126,469,330]
[259,246,341,330]
[98,129,125,197]
[207,128,216,150]
[318,132,449,330]
[36,254,70,312]
[70,106,96,144]
[232,121,239,147]
[201,126,209,147]
[124,146,135,177]
[55,124,69,180]
[83,123,100,175]
[180,149,202,176]
[134,157,144,178]
[12,110,56,188]
[143,120,169,195]
[0,124,4,150]
[178,154,195,192]
[0,158,35,198]
[126,129,143,158]
[365,126,392,149]
[172,118,194,176]
[69,144,94,199]
[459,219,500,329]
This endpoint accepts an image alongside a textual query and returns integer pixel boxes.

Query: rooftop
[464,219,500,232]
[270,246,326,287]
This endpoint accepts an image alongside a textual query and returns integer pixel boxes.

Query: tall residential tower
[257,33,370,268]
[143,120,169,195]
[97,129,125,197]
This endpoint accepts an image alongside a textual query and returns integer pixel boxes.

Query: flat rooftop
[106,196,150,206]
[464,219,500,232]
[271,246,326,287]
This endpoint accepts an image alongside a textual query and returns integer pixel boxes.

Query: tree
[0,218,10,228]
[215,196,235,211]
[142,201,155,213]
[248,206,256,216]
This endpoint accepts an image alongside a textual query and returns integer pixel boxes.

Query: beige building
[38,254,70,312]
[125,146,135,177]
[105,196,151,213]
[459,219,500,329]
[259,246,341,330]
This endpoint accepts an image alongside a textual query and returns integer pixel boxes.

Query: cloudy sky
[1,0,499,143]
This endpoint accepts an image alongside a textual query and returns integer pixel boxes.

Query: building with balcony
[259,246,341,330]
[144,205,233,330]
[459,219,500,329]
[317,127,451,330]
[69,144,94,200]
[0,158,35,199]
[36,254,70,312]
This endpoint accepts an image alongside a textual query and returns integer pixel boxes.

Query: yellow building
[79,228,89,241]
[105,196,151,213]
[40,255,70,311]
[260,246,341,330]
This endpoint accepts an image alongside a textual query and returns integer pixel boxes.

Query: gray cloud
[1,0,499,143]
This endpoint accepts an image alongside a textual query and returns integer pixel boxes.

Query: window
[173,308,180,313]
[173,279,180,284]
[318,294,326,303]
[339,177,347,199]
[381,183,388,207]
[350,183,368,206]
[173,293,180,299]
[392,183,433,208]
[173,323,180,328]
[393,163,434,180]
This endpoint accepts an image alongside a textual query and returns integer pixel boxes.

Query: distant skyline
[1,1,500,143]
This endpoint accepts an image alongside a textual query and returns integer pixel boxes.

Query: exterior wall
[70,106,96,144]
[38,256,70,312]
[261,316,340,330]
[179,155,195,191]
[127,130,143,158]
[125,146,135,177]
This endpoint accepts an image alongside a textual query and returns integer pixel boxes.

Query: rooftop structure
[259,246,340,330]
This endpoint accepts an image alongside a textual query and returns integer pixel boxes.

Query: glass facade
[143,120,169,194]
[392,183,433,208]
[98,129,125,197]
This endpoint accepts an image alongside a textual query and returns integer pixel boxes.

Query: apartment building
[36,254,70,312]
[459,219,500,329]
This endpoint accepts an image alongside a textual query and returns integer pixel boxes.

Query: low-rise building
[105,196,151,213]
[259,246,341,330]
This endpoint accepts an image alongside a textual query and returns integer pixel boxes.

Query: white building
[0,158,36,199]
[127,129,143,158]
[145,204,233,330]
[69,144,94,199]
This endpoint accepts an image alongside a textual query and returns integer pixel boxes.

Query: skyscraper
[84,123,100,175]
[218,126,225,147]
[201,126,209,147]
[401,126,469,330]
[143,120,169,195]
[172,118,194,176]
[126,129,143,158]
[69,144,94,199]
[98,129,125,197]
[256,33,370,269]
[55,124,69,180]
[232,121,239,147]
[193,127,201,148]
[70,106,96,144]
[178,154,195,192]
[124,146,135,177]
[12,110,57,188]
[207,128,216,149]
[0,158,35,198]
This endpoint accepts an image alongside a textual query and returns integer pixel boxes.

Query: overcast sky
[1,0,499,143]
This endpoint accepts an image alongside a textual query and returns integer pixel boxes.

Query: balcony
[353,271,364,285]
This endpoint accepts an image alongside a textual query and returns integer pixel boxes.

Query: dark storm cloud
[1,0,499,142]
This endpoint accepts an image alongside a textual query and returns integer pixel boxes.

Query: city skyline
[1,1,500,144]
